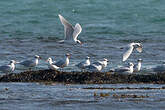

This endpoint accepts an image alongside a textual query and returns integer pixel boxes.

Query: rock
[0,69,165,84]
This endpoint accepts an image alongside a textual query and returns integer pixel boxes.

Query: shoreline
[0,69,165,84]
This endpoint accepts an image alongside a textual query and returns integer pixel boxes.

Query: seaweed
[0,69,165,84]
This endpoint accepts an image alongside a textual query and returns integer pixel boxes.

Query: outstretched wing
[73,23,82,40]
[58,14,74,40]
[123,45,134,61]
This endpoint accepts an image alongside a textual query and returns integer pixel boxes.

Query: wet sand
[0,69,165,84]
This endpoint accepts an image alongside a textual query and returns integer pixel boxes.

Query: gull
[76,56,90,70]
[112,62,134,74]
[54,53,71,69]
[18,55,41,69]
[46,57,59,70]
[85,58,109,72]
[58,14,82,44]
[134,59,142,72]
[152,61,165,72]
[85,64,103,72]
[122,42,142,61]
[0,60,17,74]
[93,58,109,68]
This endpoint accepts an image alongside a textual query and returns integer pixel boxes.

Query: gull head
[9,60,17,64]
[129,62,134,67]
[137,59,143,62]
[130,42,143,53]
[76,40,82,45]
[65,53,71,58]
[35,55,41,59]
[46,57,52,62]
[103,58,109,62]
[131,42,142,47]
[86,56,90,59]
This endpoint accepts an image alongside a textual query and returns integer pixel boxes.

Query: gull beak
[16,61,20,64]
[80,42,83,45]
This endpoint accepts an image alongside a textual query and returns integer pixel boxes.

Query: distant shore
[0,69,165,84]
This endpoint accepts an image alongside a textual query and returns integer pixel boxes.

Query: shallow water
[0,83,165,110]
[0,0,165,109]
[0,0,165,72]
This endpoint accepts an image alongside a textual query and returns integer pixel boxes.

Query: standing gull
[112,62,134,74]
[122,42,142,61]
[76,56,90,71]
[54,53,71,69]
[0,60,17,74]
[85,64,103,72]
[85,58,109,72]
[46,57,59,70]
[93,58,109,69]
[134,59,142,72]
[18,55,41,69]
[58,14,82,44]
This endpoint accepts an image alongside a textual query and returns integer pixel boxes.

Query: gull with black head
[18,55,41,70]
[0,60,18,74]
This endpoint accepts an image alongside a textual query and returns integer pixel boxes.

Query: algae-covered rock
[0,69,165,84]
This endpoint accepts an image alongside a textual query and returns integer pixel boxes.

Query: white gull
[58,14,82,45]
[46,57,59,70]
[112,62,134,74]
[0,60,17,74]
[54,53,71,69]
[122,42,142,61]
[134,59,142,72]
[76,56,90,70]
[18,55,41,69]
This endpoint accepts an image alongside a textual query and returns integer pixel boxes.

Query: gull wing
[58,14,74,40]
[73,23,82,40]
[85,65,97,72]
[123,45,134,61]
[76,61,83,67]
[115,67,130,73]
[51,61,56,65]
[93,61,103,66]
[0,65,10,72]
[55,60,65,67]
[20,60,33,67]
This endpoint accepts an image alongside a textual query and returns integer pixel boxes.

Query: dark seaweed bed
[0,69,165,84]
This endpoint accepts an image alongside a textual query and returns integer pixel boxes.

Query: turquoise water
[1,0,165,109]
[0,0,165,71]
